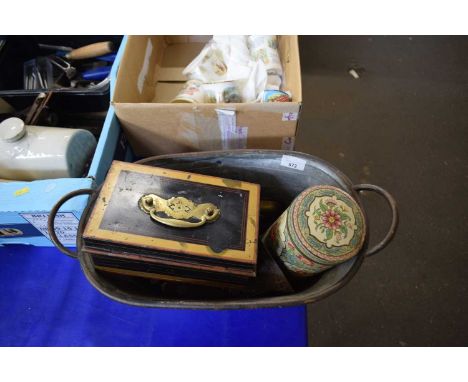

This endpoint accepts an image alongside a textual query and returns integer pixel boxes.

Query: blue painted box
[0,37,128,247]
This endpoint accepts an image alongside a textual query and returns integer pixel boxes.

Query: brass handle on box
[139,194,220,229]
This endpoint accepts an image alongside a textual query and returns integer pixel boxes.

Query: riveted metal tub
[48,150,398,309]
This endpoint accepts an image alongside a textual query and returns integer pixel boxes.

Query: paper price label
[280,155,306,171]
[20,212,79,246]
[216,109,248,150]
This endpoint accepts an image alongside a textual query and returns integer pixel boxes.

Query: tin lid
[0,117,26,142]
[287,185,366,264]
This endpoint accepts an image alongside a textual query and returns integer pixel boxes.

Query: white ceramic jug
[0,117,97,181]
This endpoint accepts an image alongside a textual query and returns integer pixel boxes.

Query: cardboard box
[113,36,302,157]
[0,37,128,247]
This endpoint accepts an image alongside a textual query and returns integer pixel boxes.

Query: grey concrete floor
[297,36,468,346]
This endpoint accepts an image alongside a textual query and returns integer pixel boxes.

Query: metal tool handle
[353,184,399,257]
[47,189,95,258]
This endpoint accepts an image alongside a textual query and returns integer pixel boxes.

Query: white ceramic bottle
[0,117,97,181]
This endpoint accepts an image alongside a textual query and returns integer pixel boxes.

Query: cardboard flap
[157,68,187,82]
[164,36,211,44]
[279,36,302,103]
[114,102,300,156]
[113,36,166,103]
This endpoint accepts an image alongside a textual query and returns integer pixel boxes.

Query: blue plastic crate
[0,37,128,247]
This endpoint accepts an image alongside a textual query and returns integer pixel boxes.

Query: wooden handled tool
[65,41,114,60]
[24,92,53,125]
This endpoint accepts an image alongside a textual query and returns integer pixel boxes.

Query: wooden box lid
[83,161,260,268]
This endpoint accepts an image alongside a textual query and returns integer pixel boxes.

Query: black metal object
[48,150,398,309]
[0,36,122,112]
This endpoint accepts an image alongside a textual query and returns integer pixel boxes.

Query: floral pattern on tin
[305,195,358,248]
[267,211,330,276]
[289,186,365,264]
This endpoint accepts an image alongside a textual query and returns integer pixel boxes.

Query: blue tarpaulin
[0,245,307,346]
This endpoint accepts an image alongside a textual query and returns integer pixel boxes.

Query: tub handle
[353,184,399,257]
[47,188,95,259]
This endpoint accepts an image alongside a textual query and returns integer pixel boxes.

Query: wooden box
[82,161,260,285]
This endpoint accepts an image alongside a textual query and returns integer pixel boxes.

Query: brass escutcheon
[138,194,220,228]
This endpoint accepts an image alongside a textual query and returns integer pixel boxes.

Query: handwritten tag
[282,112,298,121]
[281,136,296,150]
[280,155,306,171]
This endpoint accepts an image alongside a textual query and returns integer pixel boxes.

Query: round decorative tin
[261,90,291,103]
[264,185,366,276]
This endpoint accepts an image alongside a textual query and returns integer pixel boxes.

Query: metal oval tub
[48,150,398,309]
